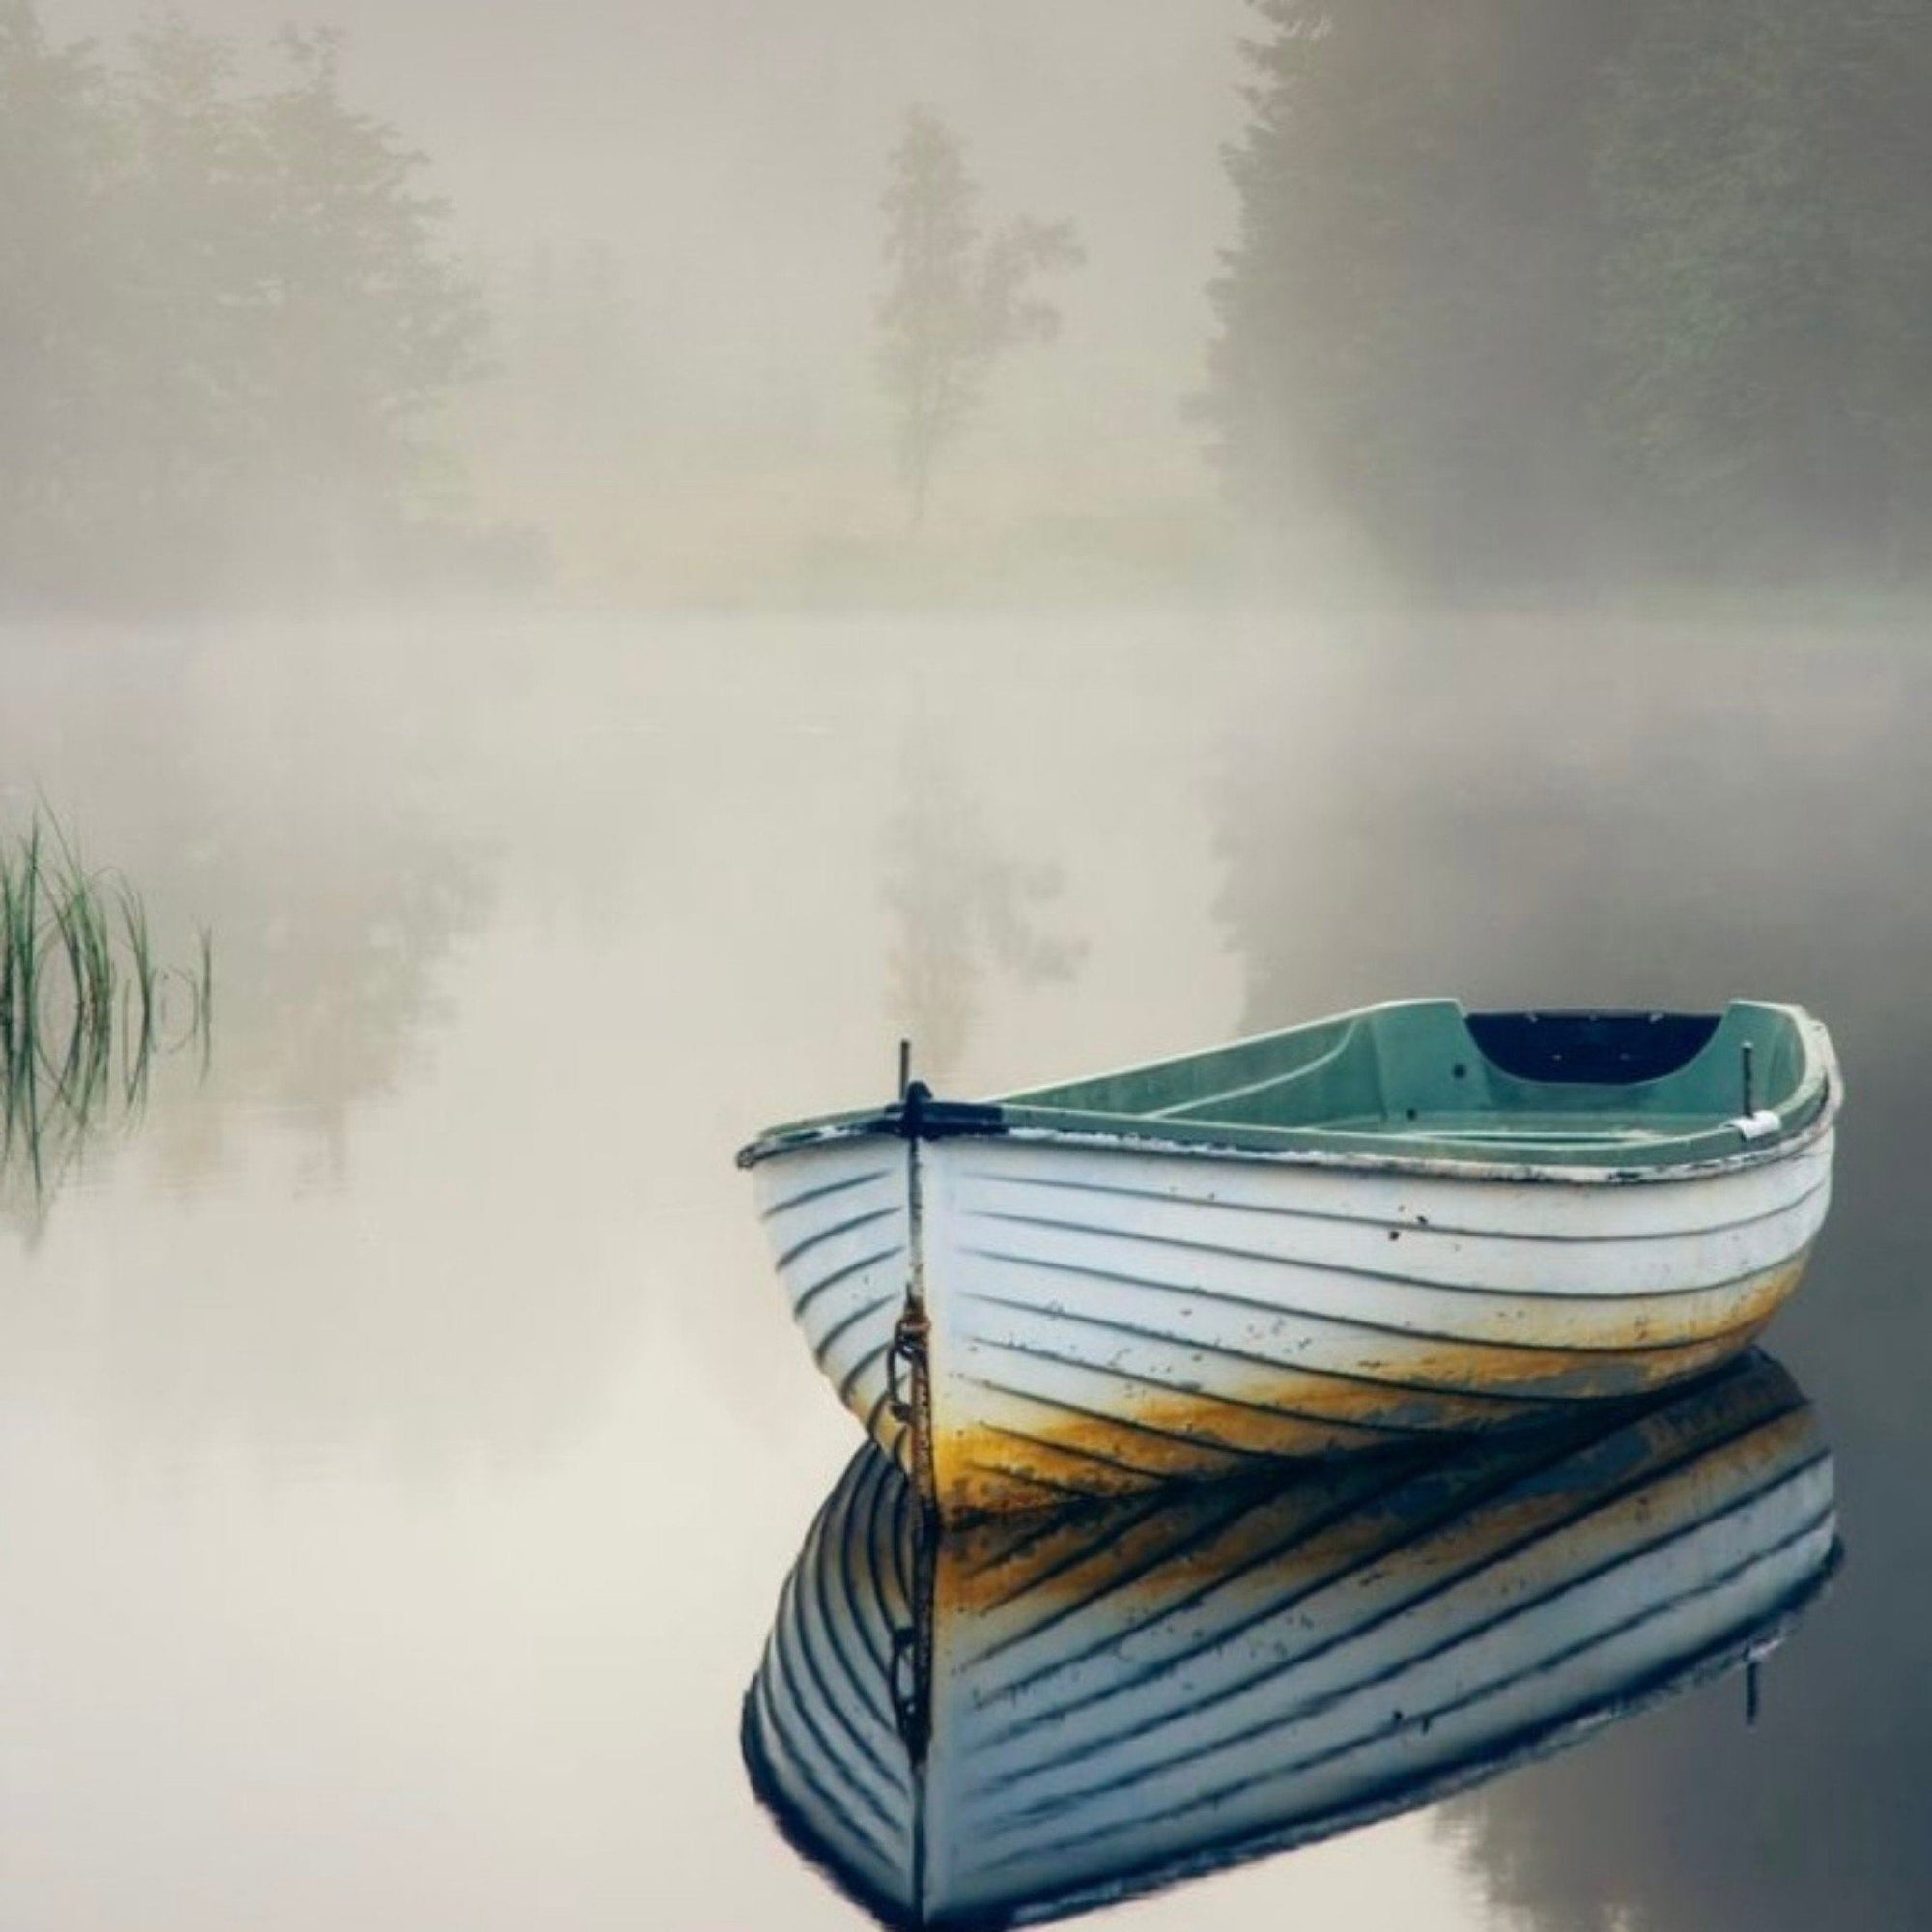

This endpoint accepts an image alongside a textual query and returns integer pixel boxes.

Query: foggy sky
[49,0,1250,450]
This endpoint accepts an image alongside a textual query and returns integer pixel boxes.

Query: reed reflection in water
[745,1350,1836,1929]
[1,811,211,1223]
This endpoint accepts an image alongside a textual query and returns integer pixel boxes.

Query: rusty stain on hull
[935,1394,1819,1621]
[923,1253,1812,1520]
[742,1344,1835,1931]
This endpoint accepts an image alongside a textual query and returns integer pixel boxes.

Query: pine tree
[0,2,118,595]
[0,5,487,604]
[116,16,267,581]
[249,29,484,573]
[1207,0,1932,584]
[1204,1,1613,587]
[1594,0,1932,573]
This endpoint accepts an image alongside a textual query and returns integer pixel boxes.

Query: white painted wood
[751,1122,1834,1509]
[752,1142,910,1457]
[947,1132,1833,1257]
[913,1131,1831,1504]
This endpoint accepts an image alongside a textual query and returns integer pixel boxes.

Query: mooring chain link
[885,1303,930,1426]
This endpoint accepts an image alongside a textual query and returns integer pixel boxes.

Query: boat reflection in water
[743,1350,1837,1929]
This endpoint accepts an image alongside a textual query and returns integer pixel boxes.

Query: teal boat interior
[739,1001,1835,1172]
[998,999,1835,1162]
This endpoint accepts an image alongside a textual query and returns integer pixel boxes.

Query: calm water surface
[0,609,1922,1930]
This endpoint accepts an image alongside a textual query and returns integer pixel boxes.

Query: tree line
[1205,0,1932,589]
[0,4,481,607]
[9,0,1926,608]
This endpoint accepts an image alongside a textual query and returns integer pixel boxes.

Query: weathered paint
[751,1139,914,1471]
[742,1352,1838,1930]
[916,1128,1827,1520]
[927,1304,1796,1520]
[747,1009,1838,1522]
[936,1394,1822,1622]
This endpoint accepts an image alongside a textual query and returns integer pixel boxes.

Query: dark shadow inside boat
[1463,1010,1722,1085]
[743,1350,1839,1931]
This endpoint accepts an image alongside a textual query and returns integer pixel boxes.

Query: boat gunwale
[737,1060,1839,1188]
[738,1001,1837,1181]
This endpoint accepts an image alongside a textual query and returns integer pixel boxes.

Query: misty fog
[3,3,1929,1930]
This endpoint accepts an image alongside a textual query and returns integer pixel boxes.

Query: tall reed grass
[0,811,212,1198]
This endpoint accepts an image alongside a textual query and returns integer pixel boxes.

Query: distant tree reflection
[881,749,1083,1085]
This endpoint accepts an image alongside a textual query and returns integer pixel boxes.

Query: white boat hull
[752,1123,1833,1520]
[754,1140,916,1466]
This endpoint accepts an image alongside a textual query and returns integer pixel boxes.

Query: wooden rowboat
[739,1000,1837,1520]
[743,1351,1838,1930]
